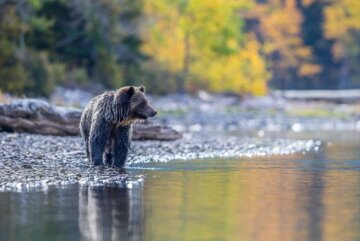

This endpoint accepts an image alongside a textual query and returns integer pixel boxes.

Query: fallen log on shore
[0,99,181,140]
[274,89,360,103]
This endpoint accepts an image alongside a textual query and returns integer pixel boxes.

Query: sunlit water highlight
[0,131,359,241]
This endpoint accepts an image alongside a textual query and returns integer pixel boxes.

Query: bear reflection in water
[79,185,144,241]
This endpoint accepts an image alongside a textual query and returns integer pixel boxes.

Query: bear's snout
[144,106,157,118]
[149,110,157,117]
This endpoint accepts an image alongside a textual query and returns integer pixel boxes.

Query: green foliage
[93,49,123,88]
[21,50,55,97]
[0,0,141,96]
[0,39,27,95]
[140,61,179,95]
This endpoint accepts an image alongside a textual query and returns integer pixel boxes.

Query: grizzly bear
[80,86,156,167]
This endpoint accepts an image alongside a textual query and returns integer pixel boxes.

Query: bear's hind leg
[80,127,90,159]
[89,120,111,166]
[113,126,131,168]
[85,137,90,159]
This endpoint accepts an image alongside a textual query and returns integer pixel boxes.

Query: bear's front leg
[89,119,112,166]
[104,137,114,167]
[85,138,90,159]
[113,126,131,168]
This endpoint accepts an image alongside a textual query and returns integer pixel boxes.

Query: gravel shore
[0,131,321,191]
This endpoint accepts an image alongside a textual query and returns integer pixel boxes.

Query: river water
[0,131,359,241]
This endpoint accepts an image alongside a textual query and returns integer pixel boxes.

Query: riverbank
[151,93,360,133]
[0,131,320,191]
[1,91,360,190]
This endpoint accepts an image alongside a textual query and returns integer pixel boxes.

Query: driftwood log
[274,89,360,103]
[0,99,181,141]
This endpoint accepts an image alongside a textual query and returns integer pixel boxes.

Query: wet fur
[80,86,154,167]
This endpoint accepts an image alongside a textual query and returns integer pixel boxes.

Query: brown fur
[79,86,156,167]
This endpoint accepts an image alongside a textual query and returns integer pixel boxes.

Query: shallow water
[0,131,360,241]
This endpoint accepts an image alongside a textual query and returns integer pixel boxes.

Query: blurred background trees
[0,0,359,97]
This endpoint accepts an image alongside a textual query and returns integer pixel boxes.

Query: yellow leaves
[325,3,348,38]
[240,37,269,95]
[192,35,268,96]
[299,63,321,77]
[324,0,360,60]
[332,42,345,60]
[253,2,306,71]
[302,0,315,7]
[142,5,185,73]
[263,42,276,55]
[142,0,270,95]
[325,0,360,39]
[249,0,323,79]
[226,38,239,52]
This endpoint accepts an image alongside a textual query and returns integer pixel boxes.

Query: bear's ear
[139,86,145,93]
[127,86,135,97]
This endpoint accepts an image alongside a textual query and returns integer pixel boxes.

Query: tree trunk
[178,29,190,93]
[338,55,350,89]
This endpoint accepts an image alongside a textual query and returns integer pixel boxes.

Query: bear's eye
[134,101,145,111]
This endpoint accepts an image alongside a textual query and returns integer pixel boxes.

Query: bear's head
[126,86,157,120]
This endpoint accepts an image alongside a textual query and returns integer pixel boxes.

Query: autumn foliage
[0,0,360,96]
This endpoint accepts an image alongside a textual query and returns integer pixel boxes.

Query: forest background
[0,0,359,97]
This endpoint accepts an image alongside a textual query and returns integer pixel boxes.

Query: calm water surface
[0,131,359,241]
